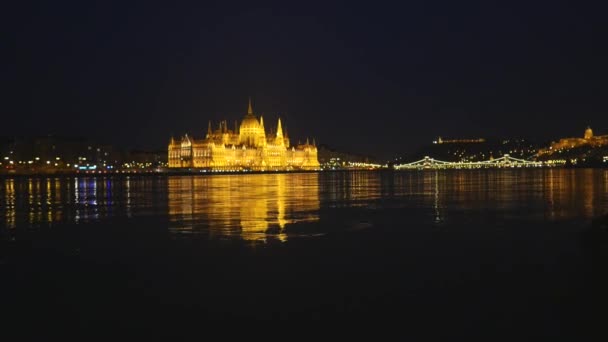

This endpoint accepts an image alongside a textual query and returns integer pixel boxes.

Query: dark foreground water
[1,170,608,339]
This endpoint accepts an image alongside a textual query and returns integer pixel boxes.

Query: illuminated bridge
[394,154,547,170]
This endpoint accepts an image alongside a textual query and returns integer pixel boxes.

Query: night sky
[5,1,608,158]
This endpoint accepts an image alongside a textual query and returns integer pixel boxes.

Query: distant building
[316,144,380,169]
[0,135,120,172]
[584,126,594,140]
[126,150,167,166]
[168,98,320,170]
[417,137,539,162]
[539,126,608,156]
[434,136,485,144]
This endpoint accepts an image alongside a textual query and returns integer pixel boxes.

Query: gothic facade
[168,99,319,171]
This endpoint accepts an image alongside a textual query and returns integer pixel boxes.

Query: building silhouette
[168,98,319,170]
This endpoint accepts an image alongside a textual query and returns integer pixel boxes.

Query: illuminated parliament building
[168,99,319,170]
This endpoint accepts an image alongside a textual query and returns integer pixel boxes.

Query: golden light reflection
[125,177,131,218]
[55,178,62,222]
[46,178,52,223]
[542,169,603,220]
[167,173,320,242]
[4,179,15,229]
[0,170,606,240]
[388,169,608,222]
[321,171,382,206]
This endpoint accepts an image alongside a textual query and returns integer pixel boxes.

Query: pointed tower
[274,118,284,146]
[276,118,283,138]
[283,125,290,148]
[248,96,253,115]
[259,115,266,147]
[207,121,212,138]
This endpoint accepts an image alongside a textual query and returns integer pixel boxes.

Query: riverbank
[0,168,389,178]
[0,168,325,177]
[2,165,607,178]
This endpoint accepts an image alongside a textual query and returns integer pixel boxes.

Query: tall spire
[248,96,253,115]
[260,116,265,130]
[207,120,212,137]
[276,118,283,138]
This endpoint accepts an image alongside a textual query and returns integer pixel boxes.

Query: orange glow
[168,99,319,171]
[167,173,320,242]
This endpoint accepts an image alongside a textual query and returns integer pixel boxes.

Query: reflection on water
[167,174,320,241]
[1,170,607,241]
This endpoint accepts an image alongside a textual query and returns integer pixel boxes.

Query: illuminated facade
[168,99,320,170]
[538,126,608,155]
[433,137,485,144]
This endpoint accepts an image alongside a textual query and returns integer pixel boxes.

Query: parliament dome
[239,98,266,147]
[240,97,260,129]
[240,113,260,130]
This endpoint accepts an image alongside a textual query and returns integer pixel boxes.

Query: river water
[1,169,607,338]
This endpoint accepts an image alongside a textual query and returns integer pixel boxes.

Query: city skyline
[1,121,606,163]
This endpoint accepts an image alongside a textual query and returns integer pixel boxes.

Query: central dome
[240,113,260,130]
[239,98,266,147]
[584,126,593,139]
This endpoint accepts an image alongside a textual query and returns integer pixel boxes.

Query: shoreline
[0,166,606,178]
[0,169,328,178]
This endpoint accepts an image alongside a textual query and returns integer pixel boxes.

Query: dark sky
[5,1,608,158]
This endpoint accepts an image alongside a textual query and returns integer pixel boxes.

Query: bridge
[395,154,547,170]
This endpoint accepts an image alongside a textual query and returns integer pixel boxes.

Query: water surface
[2,169,606,240]
[1,169,608,338]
